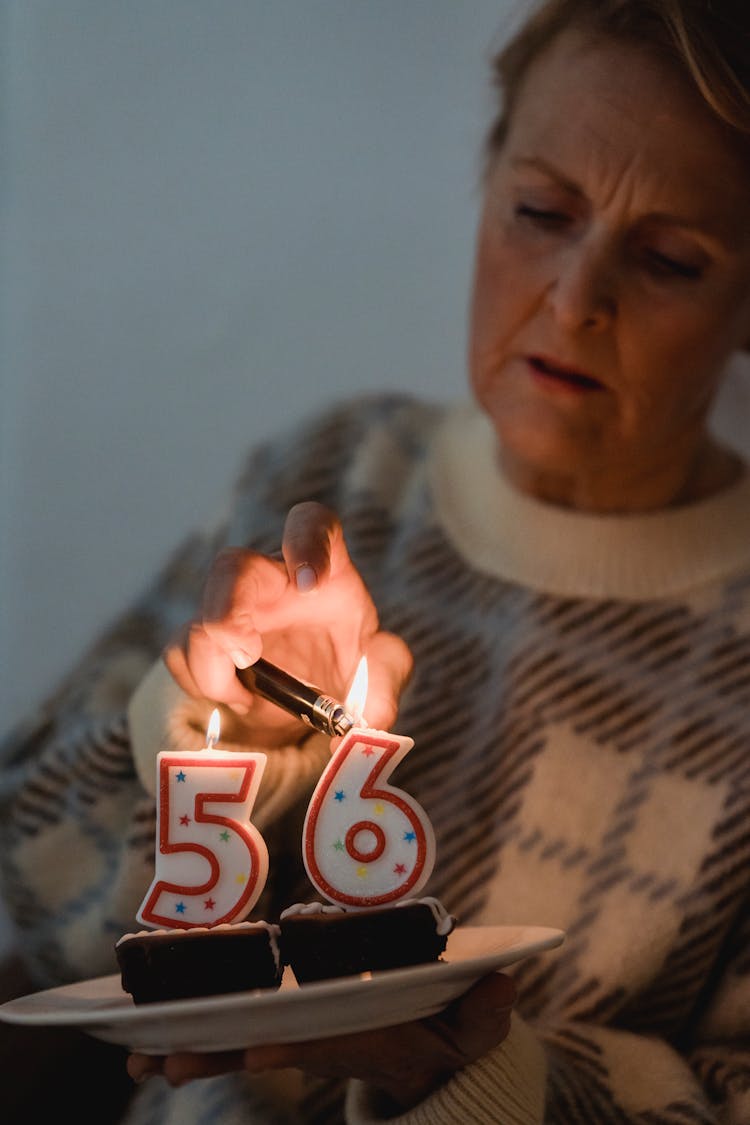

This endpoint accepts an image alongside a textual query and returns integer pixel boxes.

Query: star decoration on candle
[394,863,407,875]
[204,898,216,911]
[219,830,230,842]
[176,771,186,782]
[175,902,186,914]
[404,830,416,843]
[333,839,345,851]
[179,814,190,826]
[334,790,346,802]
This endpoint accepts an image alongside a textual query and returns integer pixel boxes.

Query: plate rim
[0,924,565,1038]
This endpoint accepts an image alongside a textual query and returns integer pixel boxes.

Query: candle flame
[345,656,368,726]
[206,708,221,749]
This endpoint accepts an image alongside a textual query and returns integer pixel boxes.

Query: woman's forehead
[500,28,750,239]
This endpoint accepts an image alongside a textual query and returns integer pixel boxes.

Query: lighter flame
[345,656,368,726]
[206,707,221,749]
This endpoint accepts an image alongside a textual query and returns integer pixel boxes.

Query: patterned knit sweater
[1,394,749,1125]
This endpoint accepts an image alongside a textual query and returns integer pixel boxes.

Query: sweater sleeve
[0,526,225,986]
[346,1014,547,1125]
[345,953,750,1125]
[687,895,750,1120]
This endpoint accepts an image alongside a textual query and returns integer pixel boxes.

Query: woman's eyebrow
[511,156,584,196]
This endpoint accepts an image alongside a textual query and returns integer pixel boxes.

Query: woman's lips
[527,355,604,391]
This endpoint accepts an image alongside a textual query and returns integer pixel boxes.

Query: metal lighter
[236,657,354,736]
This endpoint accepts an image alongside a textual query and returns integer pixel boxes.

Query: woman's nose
[545,237,617,331]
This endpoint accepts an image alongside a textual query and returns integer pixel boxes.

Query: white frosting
[279,897,456,935]
[404,896,456,936]
[280,902,345,919]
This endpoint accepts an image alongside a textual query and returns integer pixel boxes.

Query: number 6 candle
[303,658,436,908]
[136,709,269,929]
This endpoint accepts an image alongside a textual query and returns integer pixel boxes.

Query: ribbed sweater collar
[429,400,750,601]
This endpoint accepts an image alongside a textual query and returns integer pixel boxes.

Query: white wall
[1,0,519,753]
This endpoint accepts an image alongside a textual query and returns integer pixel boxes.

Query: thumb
[432,972,517,1063]
[281,501,349,592]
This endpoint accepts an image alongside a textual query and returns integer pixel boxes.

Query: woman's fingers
[360,631,414,730]
[281,501,344,591]
[235,973,515,1108]
[426,972,517,1064]
[201,549,285,646]
[163,509,407,726]
[164,548,285,706]
[126,1050,245,1086]
[187,623,260,707]
[162,624,204,698]
[282,504,378,635]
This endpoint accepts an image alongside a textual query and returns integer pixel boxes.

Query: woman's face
[469,29,750,510]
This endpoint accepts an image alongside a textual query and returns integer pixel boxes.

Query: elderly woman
[2,1,749,1122]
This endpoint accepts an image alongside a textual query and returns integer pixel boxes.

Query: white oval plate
[0,925,563,1055]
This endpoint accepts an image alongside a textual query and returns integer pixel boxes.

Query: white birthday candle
[137,710,268,929]
[303,658,436,908]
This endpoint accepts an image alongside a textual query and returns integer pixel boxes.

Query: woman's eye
[514,203,571,228]
[646,250,703,280]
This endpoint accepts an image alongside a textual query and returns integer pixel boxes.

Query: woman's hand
[164,501,413,745]
[126,971,516,1111]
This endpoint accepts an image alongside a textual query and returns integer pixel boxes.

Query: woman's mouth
[527,355,604,392]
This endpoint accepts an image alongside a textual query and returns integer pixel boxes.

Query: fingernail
[295,564,317,593]
[231,648,252,669]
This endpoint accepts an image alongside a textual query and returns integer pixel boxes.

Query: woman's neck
[497,436,743,514]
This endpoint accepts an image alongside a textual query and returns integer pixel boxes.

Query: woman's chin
[487,414,604,488]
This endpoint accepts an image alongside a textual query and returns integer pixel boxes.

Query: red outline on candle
[139,754,266,930]
[304,729,433,907]
[345,820,386,863]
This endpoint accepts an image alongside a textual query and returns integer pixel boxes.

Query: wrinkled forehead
[496,28,750,238]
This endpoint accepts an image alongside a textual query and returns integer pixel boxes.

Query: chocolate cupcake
[115,920,282,1004]
[279,897,456,983]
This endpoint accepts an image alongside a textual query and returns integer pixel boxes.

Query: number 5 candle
[303,658,436,908]
[137,709,268,929]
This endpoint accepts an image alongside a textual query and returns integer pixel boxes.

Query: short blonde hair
[487,0,750,155]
